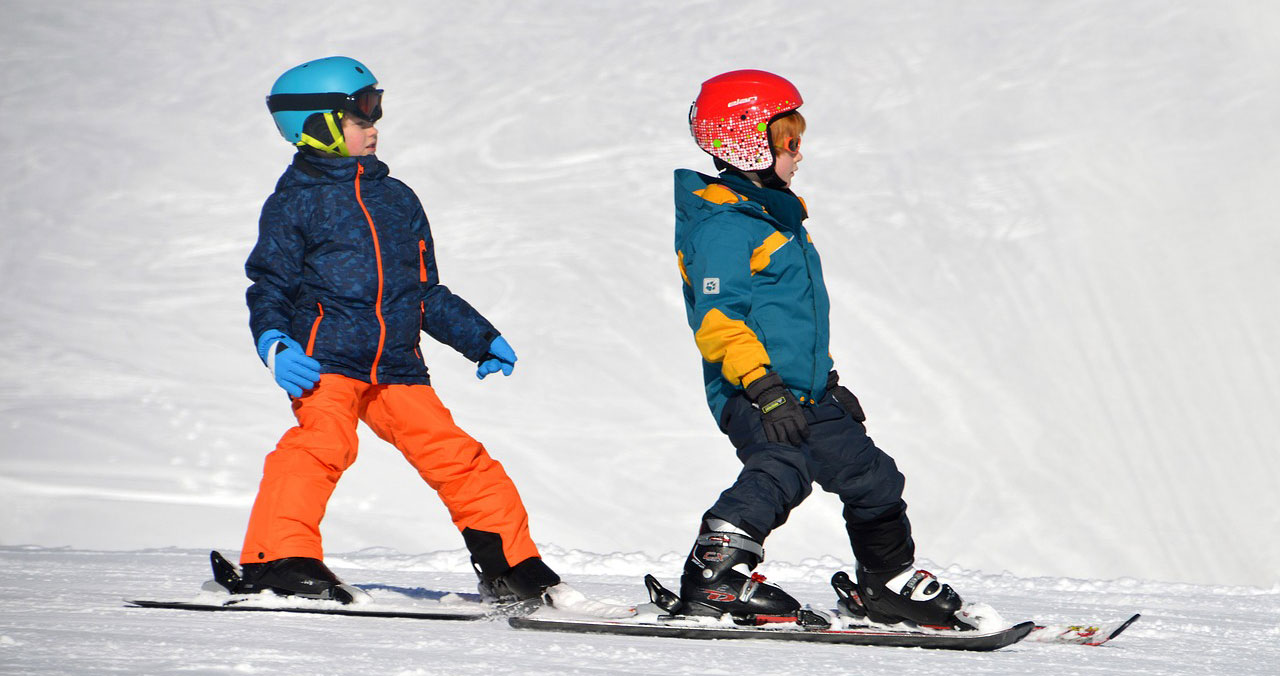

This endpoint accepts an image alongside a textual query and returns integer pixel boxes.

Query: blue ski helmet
[266,56,381,144]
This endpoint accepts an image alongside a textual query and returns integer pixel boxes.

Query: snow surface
[3,547,1279,675]
[2,0,1280,672]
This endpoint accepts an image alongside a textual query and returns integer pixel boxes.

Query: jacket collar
[716,171,808,232]
[280,152,390,187]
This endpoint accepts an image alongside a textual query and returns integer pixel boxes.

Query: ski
[508,573,1031,651]
[508,613,1035,651]
[125,550,536,621]
[508,571,1139,651]
[124,597,495,621]
[1026,613,1141,646]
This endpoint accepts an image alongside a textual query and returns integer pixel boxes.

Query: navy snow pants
[707,386,916,573]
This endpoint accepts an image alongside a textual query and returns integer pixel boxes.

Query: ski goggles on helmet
[267,85,384,123]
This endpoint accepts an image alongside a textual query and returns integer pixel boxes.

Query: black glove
[826,370,866,422]
[745,372,810,446]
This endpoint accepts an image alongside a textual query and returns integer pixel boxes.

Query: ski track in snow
[1,548,1278,675]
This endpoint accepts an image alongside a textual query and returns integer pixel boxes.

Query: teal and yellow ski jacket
[674,168,834,424]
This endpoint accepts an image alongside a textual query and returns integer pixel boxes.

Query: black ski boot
[848,565,974,630]
[474,556,561,604]
[679,529,800,621]
[236,557,363,604]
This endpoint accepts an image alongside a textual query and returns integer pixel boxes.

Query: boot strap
[695,532,765,559]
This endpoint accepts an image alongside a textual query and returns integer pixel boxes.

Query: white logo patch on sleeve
[703,278,720,294]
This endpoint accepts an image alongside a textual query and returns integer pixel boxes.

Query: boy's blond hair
[770,111,806,153]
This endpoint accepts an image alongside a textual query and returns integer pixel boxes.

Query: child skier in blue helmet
[234,55,562,605]
[671,69,977,629]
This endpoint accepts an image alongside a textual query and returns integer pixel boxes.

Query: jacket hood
[674,168,770,245]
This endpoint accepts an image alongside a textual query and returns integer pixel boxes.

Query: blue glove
[476,336,517,379]
[256,330,321,397]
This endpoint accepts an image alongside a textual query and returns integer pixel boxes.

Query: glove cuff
[255,329,290,365]
[744,371,785,402]
[482,335,515,364]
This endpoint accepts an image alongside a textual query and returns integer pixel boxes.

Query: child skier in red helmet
[672,69,976,629]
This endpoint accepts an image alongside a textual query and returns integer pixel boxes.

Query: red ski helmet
[689,69,803,172]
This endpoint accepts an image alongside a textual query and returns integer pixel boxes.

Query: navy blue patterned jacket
[246,152,498,385]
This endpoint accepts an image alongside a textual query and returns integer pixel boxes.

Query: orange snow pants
[240,374,540,573]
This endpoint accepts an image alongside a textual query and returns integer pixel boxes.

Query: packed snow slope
[2,0,1279,589]
[4,547,1279,676]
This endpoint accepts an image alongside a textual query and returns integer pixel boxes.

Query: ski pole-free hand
[745,371,809,445]
[477,335,517,380]
[826,370,867,422]
[257,329,321,397]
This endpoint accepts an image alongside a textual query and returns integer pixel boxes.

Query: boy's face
[773,145,801,187]
[342,115,378,156]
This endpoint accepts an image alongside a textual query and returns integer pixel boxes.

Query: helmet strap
[295,111,350,157]
[758,136,787,188]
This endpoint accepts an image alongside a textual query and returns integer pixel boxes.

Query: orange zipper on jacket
[306,302,324,355]
[419,240,429,282]
[354,163,387,384]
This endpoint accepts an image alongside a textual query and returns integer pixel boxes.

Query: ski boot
[678,526,801,622]
[476,556,632,619]
[474,556,561,610]
[235,556,366,604]
[833,566,974,630]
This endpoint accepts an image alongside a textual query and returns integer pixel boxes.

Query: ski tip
[1028,613,1142,646]
[1108,613,1141,641]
